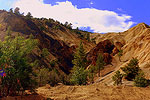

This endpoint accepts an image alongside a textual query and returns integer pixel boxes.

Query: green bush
[134,72,148,87]
[36,68,51,86]
[70,67,88,85]
[112,71,123,86]
[121,58,140,80]
[49,70,60,86]
[0,35,38,96]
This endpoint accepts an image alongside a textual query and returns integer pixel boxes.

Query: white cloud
[90,2,93,5]
[13,0,134,33]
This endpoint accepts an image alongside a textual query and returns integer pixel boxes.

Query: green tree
[9,8,13,13]
[72,41,87,68]
[6,26,12,36]
[96,54,105,77]
[86,33,90,41]
[70,41,88,85]
[112,70,123,86]
[36,68,51,86]
[88,65,96,83]
[14,7,20,15]
[0,35,38,96]
[118,49,123,62]
[26,12,33,19]
[121,58,140,80]
[134,72,148,87]
[41,48,50,59]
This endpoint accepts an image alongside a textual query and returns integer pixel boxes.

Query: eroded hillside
[0,10,95,74]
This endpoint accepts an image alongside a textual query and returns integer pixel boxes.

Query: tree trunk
[98,66,100,77]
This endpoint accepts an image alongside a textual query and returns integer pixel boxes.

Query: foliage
[14,7,20,15]
[36,68,51,86]
[134,72,148,87]
[121,58,140,80]
[49,69,61,86]
[26,12,33,19]
[86,33,90,41]
[91,37,96,44]
[41,48,50,59]
[118,49,123,62]
[72,41,87,68]
[6,26,12,36]
[49,60,56,67]
[88,65,96,83]
[70,67,88,85]
[96,54,105,77]
[70,41,88,85]
[0,35,38,96]
[112,71,123,86]
[9,8,13,13]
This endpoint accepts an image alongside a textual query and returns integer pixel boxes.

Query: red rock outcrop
[86,39,114,65]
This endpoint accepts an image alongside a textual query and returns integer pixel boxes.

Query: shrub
[118,50,123,62]
[112,71,123,86]
[70,67,88,85]
[49,70,60,86]
[134,72,148,87]
[0,35,38,96]
[36,68,51,86]
[121,58,140,80]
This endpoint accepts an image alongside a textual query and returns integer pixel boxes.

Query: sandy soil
[37,83,150,100]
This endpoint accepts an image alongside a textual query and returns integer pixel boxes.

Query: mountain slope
[0,10,95,74]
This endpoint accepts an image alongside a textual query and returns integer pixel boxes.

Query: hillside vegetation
[1,9,150,100]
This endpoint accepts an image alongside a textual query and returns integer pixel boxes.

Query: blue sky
[0,0,149,33]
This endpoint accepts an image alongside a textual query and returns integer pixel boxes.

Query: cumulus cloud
[13,0,134,33]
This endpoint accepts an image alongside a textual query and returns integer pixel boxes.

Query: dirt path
[37,84,150,100]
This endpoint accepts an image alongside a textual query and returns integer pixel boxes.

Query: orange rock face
[86,39,114,65]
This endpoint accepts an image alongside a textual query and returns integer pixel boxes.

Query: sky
[0,0,149,33]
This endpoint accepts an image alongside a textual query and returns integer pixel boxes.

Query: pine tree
[0,34,38,96]
[14,7,20,15]
[72,41,87,68]
[96,54,105,77]
[118,49,123,62]
[121,58,140,80]
[70,41,88,85]
[112,70,123,86]
[9,8,13,13]
[134,72,148,87]
[26,12,33,19]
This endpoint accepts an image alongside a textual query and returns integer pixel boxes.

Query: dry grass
[37,84,150,100]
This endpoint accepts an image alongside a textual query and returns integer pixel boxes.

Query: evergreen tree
[86,33,90,41]
[70,41,87,85]
[112,70,123,86]
[118,49,123,62]
[6,26,12,36]
[14,7,20,15]
[134,72,148,87]
[41,48,50,59]
[9,8,13,13]
[121,58,140,80]
[72,41,87,68]
[26,12,33,19]
[96,54,105,77]
[0,34,38,96]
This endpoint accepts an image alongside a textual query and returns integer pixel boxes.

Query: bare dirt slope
[90,23,150,85]
[37,84,150,100]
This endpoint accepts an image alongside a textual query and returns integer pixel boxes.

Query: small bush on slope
[121,58,140,81]
[112,71,123,86]
[134,72,148,87]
